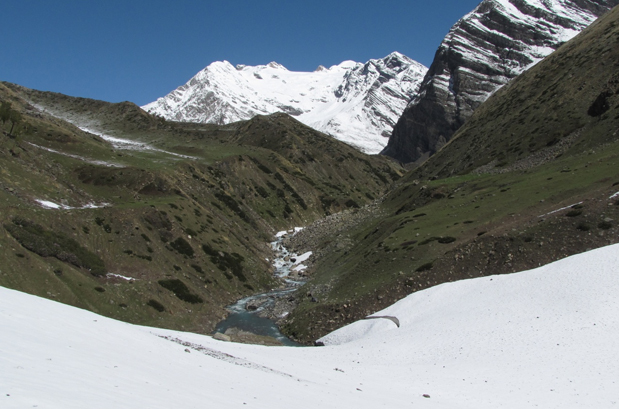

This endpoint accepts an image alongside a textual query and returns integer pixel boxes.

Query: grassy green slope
[282,6,619,344]
[0,83,401,335]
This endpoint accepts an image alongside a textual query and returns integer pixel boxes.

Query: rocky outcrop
[382,0,619,164]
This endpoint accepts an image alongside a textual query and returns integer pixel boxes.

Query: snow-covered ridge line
[143,52,428,154]
[27,142,122,168]
[78,126,197,159]
[31,104,198,160]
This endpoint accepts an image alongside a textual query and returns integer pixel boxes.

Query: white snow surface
[293,251,312,265]
[35,199,109,210]
[143,52,427,154]
[2,244,619,408]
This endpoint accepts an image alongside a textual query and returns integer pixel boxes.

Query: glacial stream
[214,230,311,347]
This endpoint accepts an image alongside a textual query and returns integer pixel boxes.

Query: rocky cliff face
[382,0,619,164]
[143,53,427,154]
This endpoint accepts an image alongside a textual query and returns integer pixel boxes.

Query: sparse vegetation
[202,244,246,282]
[147,299,165,312]
[5,218,106,276]
[169,237,194,257]
[158,279,203,304]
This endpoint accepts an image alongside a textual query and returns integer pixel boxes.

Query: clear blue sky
[1,0,480,106]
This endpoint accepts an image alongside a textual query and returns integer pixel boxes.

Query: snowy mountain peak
[267,61,287,70]
[143,53,427,153]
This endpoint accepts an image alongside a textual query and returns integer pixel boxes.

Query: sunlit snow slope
[143,52,427,153]
[2,244,618,408]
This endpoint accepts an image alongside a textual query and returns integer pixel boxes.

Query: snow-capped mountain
[143,52,427,154]
[382,0,619,164]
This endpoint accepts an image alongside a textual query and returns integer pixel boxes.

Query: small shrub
[419,237,439,246]
[15,253,25,258]
[123,250,133,255]
[191,264,204,274]
[53,268,63,276]
[141,233,151,242]
[94,286,106,293]
[416,262,434,272]
[147,299,165,312]
[566,210,582,217]
[136,255,152,261]
[82,226,90,234]
[255,186,269,198]
[345,199,360,209]
[598,221,613,230]
[170,237,194,257]
[158,279,203,304]
[437,236,456,244]
[577,223,591,231]
[215,192,251,223]
[173,265,182,271]
[185,228,197,237]
[202,244,247,281]
[174,215,183,223]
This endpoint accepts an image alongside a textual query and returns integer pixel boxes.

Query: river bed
[213,229,310,346]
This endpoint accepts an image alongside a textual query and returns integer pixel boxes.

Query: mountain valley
[0,0,618,351]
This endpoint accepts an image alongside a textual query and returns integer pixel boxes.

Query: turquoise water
[213,234,305,347]
[214,291,301,347]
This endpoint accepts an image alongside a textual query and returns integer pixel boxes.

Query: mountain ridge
[143,52,427,153]
[382,0,619,164]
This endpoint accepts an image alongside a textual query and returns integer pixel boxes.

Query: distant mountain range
[144,0,617,160]
[143,52,427,154]
[382,0,619,163]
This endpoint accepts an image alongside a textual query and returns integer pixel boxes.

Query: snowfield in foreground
[2,244,618,408]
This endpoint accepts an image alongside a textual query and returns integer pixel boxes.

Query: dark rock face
[382,0,619,164]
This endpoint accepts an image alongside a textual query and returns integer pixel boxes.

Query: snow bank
[2,243,619,408]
